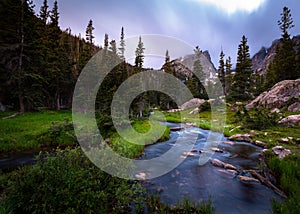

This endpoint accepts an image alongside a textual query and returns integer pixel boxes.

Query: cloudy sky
[33,0,300,68]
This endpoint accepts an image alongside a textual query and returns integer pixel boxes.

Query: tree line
[1,1,299,117]
[217,6,300,101]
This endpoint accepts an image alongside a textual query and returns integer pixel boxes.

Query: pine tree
[135,36,145,69]
[118,27,125,60]
[231,35,253,100]
[265,7,297,89]
[85,19,95,55]
[218,50,226,95]
[225,56,232,96]
[39,0,49,26]
[192,46,205,97]
[278,7,294,41]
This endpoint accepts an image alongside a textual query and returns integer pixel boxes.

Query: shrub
[1,148,145,213]
[234,106,279,130]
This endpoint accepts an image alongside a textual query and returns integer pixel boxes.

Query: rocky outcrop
[278,114,300,127]
[288,102,300,112]
[180,98,206,110]
[252,35,300,75]
[246,79,300,111]
[162,51,217,84]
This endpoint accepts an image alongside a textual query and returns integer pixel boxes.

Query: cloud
[191,0,267,14]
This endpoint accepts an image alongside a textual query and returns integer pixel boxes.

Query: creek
[138,122,282,214]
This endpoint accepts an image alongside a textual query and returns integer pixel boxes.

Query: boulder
[270,108,281,114]
[278,114,300,127]
[288,102,300,112]
[272,146,292,159]
[253,140,267,148]
[135,172,147,180]
[180,98,206,110]
[228,134,252,143]
[246,79,300,111]
[189,107,200,114]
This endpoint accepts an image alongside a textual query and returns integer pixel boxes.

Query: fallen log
[247,170,287,198]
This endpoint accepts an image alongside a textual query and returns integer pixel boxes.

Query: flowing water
[0,122,282,213]
[138,122,282,214]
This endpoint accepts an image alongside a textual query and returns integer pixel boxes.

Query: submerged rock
[209,148,224,153]
[237,175,260,183]
[210,158,225,168]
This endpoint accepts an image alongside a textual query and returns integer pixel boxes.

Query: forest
[0,0,300,213]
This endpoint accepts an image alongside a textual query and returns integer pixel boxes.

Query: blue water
[139,123,282,214]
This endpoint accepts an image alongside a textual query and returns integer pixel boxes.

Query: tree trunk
[18,0,25,113]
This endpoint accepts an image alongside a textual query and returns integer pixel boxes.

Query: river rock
[170,127,183,131]
[182,151,199,157]
[228,134,252,142]
[280,138,289,143]
[272,146,292,159]
[209,148,224,153]
[237,175,259,183]
[210,158,225,168]
[254,140,267,148]
[221,141,235,145]
[179,98,206,110]
[278,114,300,127]
[135,172,147,180]
[246,79,300,111]
[225,163,237,171]
[249,130,258,136]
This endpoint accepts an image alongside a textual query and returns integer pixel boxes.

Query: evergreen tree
[39,0,49,26]
[231,35,253,100]
[225,56,232,96]
[85,19,95,54]
[218,50,226,95]
[135,36,145,69]
[118,27,125,60]
[104,33,109,50]
[278,7,295,41]
[265,6,297,89]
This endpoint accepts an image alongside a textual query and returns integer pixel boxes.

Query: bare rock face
[180,98,206,110]
[252,35,300,75]
[246,79,300,111]
[278,114,300,127]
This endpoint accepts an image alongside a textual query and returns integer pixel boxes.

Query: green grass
[164,105,300,213]
[0,110,73,152]
[109,120,170,158]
